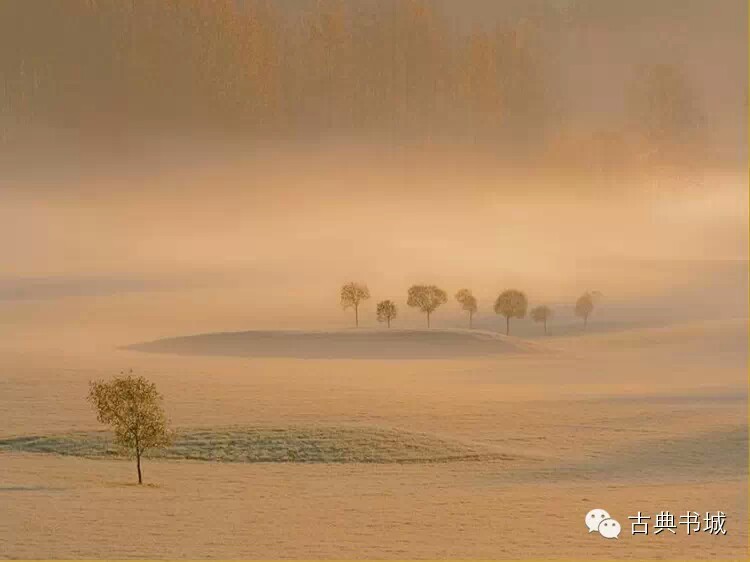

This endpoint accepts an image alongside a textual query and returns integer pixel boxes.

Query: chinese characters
[627,511,727,536]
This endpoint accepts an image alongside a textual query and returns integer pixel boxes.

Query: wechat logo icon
[586,508,621,539]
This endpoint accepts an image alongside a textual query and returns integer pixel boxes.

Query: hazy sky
[0,0,746,342]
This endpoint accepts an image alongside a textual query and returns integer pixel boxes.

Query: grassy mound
[0,426,511,464]
[127,328,542,359]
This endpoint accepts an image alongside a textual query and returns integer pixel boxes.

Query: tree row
[341,282,600,335]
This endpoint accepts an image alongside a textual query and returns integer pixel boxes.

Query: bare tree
[494,289,528,335]
[455,288,478,329]
[407,285,447,328]
[340,282,370,327]
[574,291,600,330]
[376,299,398,327]
[87,371,171,484]
[530,305,553,335]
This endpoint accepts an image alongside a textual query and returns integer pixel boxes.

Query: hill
[126,328,543,359]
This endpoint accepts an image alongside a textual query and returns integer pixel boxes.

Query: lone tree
[455,289,478,329]
[574,291,600,329]
[340,282,370,327]
[376,300,398,327]
[530,305,553,335]
[494,289,528,335]
[88,372,172,484]
[407,285,447,328]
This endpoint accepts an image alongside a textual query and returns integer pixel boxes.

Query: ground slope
[127,328,543,359]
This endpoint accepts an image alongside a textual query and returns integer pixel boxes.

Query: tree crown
[455,288,478,313]
[494,289,528,319]
[376,300,398,322]
[575,292,597,318]
[407,285,448,313]
[87,373,171,457]
[530,305,552,322]
[340,282,370,309]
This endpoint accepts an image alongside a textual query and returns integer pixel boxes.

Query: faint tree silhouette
[626,62,707,189]
[530,305,553,335]
[455,289,478,329]
[574,291,601,330]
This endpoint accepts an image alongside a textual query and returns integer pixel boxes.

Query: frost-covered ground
[0,319,747,559]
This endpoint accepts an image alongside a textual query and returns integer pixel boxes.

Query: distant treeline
[1,1,551,141]
[341,282,600,335]
[0,0,707,178]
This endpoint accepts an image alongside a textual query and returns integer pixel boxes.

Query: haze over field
[0,0,747,559]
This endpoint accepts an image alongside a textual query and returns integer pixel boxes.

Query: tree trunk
[506,316,510,335]
[355,305,359,328]
[387,317,390,328]
[469,311,473,329]
[427,311,431,328]
[136,451,142,484]
[544,318,547,335]
[583,315,588,330]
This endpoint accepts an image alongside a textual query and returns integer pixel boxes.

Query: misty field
[1,317,747,559]
[1,0,747,559]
